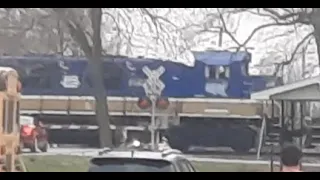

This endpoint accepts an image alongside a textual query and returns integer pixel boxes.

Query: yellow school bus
[0,67,25,172]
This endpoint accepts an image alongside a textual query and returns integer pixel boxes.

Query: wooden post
[279,100,285,171]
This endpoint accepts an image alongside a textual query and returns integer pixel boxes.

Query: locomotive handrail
[39,95,43,115]
[19,95,265,119]
[256,116,266,160]
[21,95,262,104]
[67,96,71,115]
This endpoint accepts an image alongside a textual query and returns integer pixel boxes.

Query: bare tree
[0,8,112,147]
[210,8,320,77]
[0,8,247,147]
[48,8,112,147]
[47,8,211,147]
[90,8,112,147]
[0,8,83,56]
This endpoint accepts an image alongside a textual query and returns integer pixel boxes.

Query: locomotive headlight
[132,140,141,147]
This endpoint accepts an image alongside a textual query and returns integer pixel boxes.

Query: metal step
[265,121,320,145]
[267,132,320,139]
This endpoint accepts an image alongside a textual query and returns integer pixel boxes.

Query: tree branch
[217,8,241,47]
[273,32,314,75]
[91,8,102,58]
[216,8,312,53]
[263,8,300,20]
[65,19,92,57]
[285,32,313,65]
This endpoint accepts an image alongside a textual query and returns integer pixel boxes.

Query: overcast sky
[99,9,319,76]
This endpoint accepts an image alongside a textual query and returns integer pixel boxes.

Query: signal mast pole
[142,66,166,150]
[150,94,157,149]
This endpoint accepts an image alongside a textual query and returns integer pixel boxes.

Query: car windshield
[88,158,175,172]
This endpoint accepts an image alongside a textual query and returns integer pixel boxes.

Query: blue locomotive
[0,51,282,151]
[0,51,281,98]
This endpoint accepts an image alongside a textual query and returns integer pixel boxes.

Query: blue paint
[193,51,251,66]
[0,51,282,98]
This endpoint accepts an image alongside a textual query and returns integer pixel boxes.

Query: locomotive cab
[204,65,230,97]
[193,50,251,98]
[164,51,263,153]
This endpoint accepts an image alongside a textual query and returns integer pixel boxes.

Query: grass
[23,155,90,172]
[22,155,274,172]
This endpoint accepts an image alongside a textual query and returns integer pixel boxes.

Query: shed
[251,76,320,101]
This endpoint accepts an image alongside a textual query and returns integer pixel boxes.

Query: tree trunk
[314,32,320,66]
[90,8,112,148]
[311,9,320,66]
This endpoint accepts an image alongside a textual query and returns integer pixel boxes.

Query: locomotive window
[22,65,51,89]
[205,66,216,79]
[103,63,123,90]
[103,76,122,90]
[206,66,230,79]
[216,66,230,79]
[205,66,210,78]
[222,66,230,78]
[86,63,123,90]
[241,63,248,76]
[215,67,220,79]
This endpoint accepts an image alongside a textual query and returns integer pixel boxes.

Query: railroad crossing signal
[141,66,167,150]
[137,96,170,110]
[138,65,168,109]
[137,97,152,110]
[142,66,165,97]
[156,97,170,110]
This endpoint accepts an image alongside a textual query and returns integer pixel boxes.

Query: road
[21,147,320,168]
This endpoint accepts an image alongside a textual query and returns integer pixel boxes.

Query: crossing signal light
[137,97,170,110]
[137,97,152,109]
[156,97,169,110]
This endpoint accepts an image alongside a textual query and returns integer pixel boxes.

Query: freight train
[0,51,283,152]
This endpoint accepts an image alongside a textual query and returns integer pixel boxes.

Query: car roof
[90,148,185,163]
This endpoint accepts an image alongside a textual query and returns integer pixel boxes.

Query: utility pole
[218,27,223,47]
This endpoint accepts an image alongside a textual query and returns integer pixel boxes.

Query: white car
[88,141,197,172]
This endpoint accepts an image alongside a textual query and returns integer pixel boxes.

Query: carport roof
[251,76,320,100]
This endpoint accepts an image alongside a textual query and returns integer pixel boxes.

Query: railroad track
[42,123,320,164]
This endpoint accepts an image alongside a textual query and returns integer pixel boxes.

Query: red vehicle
[19,116,48,153]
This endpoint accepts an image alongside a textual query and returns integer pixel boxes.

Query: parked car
[88,140,197,172]
[19,116,48,153]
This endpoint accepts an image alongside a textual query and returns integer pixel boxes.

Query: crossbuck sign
[142,66,166,97]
